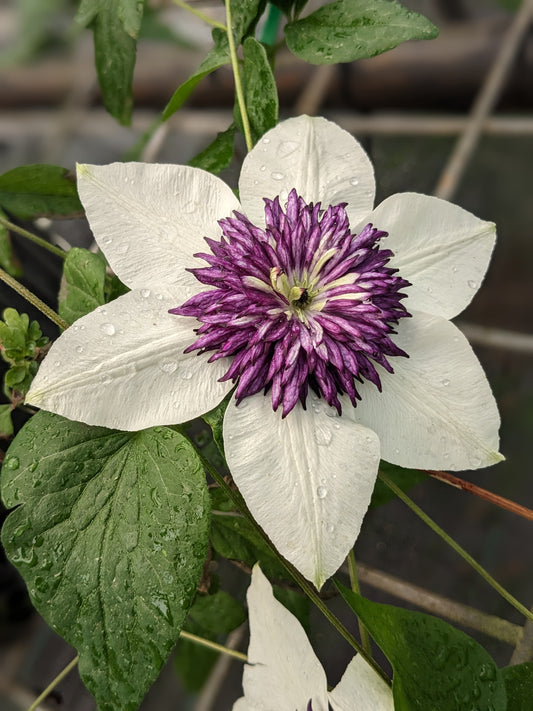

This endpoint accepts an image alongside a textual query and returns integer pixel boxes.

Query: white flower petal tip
[224,395,380,589]
[26,289,232,431]
[354,313,502,471]
[75,160,240,293]
[366,192,497,320]
[234,565,394,711]
[240,115,375,229]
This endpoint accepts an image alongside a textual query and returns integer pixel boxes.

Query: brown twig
[425,470,533,522]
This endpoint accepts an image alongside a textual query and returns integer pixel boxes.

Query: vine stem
[179,630,247,662]
[27,631,246,710]
[225,0,254,152]
[347,550,372,657]
[171,0,227,30]
[0,214,66,260]
[28,655,79,711]
[188,436,391,687]
[0,267,69,330]
[379,471,533,624]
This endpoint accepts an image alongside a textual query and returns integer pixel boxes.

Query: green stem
[0,214,66,260]
[171,0,227,30]
[379,472,533,624]
[188,438,391,687]
[28,655,79,711]
[225,0,253,152]
[348,550,372,657]
[260,4,282,46]
[0,268,69,330]
[179,629,247,662]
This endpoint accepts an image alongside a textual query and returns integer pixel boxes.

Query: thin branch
[171,0,227,30]
[425,469,533,522]
[0,268,69,330]
[28,655,79,711]
[379,472,533,624]
[0,214,66,260]
[179,630,247,662]
[226,0,253,152]
[347,550,372,656]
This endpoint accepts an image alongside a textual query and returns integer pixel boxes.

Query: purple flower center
[171,189,411,417]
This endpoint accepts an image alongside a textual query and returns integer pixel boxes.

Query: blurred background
[0,0,532,708]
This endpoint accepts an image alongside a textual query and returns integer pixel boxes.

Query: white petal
[354,311,503,470]
[27,289,232,430]
[224,393,380,588]
[329,655,394,711]
[364,192,496,319]
[239,116,375,228]
[76,162,240,292]
[237,565,329,711]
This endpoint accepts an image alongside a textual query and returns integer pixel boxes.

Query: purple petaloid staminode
[171,189,411,417]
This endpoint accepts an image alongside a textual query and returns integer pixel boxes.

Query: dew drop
[54,360,61,367]
[349,177,359,186]
[279,188,289,202]
[260,165,266,172]
[80,324,86,330]
[325,406,339,418]
[100,323,116,336]
[471,455,482,467]
[271,172,285,181]
[97,307,107,315]
[140,289,151,298]
[76,346,84,354]
[159,360,177,374]
[394,447,400,455]
[327,524,335,533]
[116,242,129,254]
[103,237,112,245]
[181,370,193,380]
[314,428,332,447]
[468,280,477,289]
[155,293,163,300]
[278,140,299,157]
[316,486,328,499]
[5,457,19,470]
[452,266,458,273]
[441,378,450,386]
[183,201,198,214]
[102,375,112,385]
[262,137,270,144]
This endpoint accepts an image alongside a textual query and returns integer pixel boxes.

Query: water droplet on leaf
[5,457,20,470]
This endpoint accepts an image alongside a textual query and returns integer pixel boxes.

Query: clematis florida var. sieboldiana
[27,116,502,588]
[233,565,394,711]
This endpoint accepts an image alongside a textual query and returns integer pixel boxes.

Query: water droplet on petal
[260,165,266,172]
[155,293,163,300]
[471,455,482,467]
[100,323,116,336]
[140,289,151,298]
[441,378,450,386]
[314,428,332,446]
[76,346,84,354]
[316,486,328,499]
[271,172,284,181]
[325,406,339,418]
[278,140,299,157]
[183,201,198,214]
[262,137,270,144]
[54,360,61,367]
[159,360,177,374]
[181,370,192,380]
[349,177,359,186]
[468,280,477,289]
[116,243,129,254]
[103,237,112,245]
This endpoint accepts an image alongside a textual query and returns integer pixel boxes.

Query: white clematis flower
[27,115,502,588]
[234,565,394,711]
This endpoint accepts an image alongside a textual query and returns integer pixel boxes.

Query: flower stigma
[171,189,411,417]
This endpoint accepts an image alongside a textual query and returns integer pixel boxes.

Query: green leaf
[188,124,236,176]
[1,412,210,711]
[0,404,14,437]
[502,663,533,711]
[241,37,278,143]
[202,391,233,457]
[371,461,426,508]
[336,584,507,711]
[211,512,286,580]
[285,0,439,65]
[162,29,230,121]
[229,0,267,42]
[76,0,144,125]
[175,589,246,691]
[58,248,107,325]
[0,165,83,219]
[273,585,310,630]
